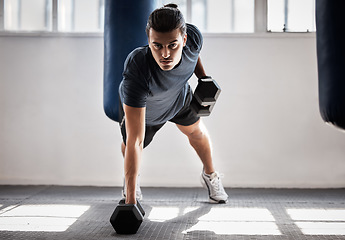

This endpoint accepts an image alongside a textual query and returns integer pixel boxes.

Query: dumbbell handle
[198,75,213,82]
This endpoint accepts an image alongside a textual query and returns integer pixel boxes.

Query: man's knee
[177,119,209,140]
[183,124,205,141]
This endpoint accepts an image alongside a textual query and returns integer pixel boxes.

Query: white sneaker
[122,174,143,200]
[200,170,228,203]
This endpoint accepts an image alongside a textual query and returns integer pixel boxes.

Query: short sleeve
[121,49,150,108]
[186,23,203,53]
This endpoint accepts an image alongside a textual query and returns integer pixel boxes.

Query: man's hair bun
[164,3,178,9]
[146,3,186,37]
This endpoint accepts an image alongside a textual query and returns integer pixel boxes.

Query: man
[118,4,228,204]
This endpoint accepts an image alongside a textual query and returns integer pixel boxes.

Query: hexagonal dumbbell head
[110,201,144,234]
[190,97,215,117]
[194,77,221,106]
[118,198,145,217]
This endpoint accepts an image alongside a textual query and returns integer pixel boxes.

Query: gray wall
[0,33,344,188]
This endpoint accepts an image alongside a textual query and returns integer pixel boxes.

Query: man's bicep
[123,104,146,143]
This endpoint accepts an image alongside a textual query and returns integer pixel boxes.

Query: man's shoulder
[187,23,201,35]
[186,23,203,52]
[123,46,152,82]
[126,46,150,65]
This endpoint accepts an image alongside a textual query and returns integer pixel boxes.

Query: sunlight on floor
[148,206,199,222]
[183,207,281,235]
[198,208,275,221]
[0,204,90,232]
[148,207,179,222]
[287,208,345,235]
[295,222,345,235]
[183,221,281,235]
[287,209,345,221]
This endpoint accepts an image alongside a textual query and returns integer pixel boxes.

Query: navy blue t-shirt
[119,24,203,126]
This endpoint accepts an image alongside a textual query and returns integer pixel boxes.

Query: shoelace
[209,173,225,194]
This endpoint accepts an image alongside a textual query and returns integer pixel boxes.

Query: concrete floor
[0,186,345,240]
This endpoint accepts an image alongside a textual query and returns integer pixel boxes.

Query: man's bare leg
[176,119,215,174]
[177,119,228,203]
[121,142,126,157]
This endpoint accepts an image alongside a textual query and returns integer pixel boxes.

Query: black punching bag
[316,0,345,130]
[103,0,156,122]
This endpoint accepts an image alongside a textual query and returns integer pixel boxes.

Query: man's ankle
[203,168,214,175]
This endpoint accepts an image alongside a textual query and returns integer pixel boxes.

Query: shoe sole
[200,173,228,204]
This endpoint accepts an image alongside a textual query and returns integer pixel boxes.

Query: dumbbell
[191,76,221,117]
[110,199,145,234]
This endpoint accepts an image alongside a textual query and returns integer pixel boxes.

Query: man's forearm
[194,56,207,78]
[124,143,143,204]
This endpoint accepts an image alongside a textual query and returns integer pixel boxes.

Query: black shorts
[119,88,200,148]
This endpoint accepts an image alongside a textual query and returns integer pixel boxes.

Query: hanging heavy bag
[316,0,345,130]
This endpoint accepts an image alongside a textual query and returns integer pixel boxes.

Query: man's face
[148,28,187,71]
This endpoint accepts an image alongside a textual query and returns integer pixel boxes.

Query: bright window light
[194,0,254,33]
[4,0,52,31]
[0,204,90,232]
[160,0,254,33]
[287,208,345,235]
[183,207,281,235]
[58,0,104,32]
[267,0,315,32]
